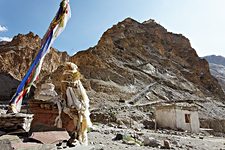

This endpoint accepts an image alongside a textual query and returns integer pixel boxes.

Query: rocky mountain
[204,55,225,66]
[1,18,225,131]
[204,55,225,92]
[208,63,225,92]
[70,18,225,102]
[42,18,225,129]
[0,32,69,101]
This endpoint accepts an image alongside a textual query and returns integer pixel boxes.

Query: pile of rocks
[0,113,33,132]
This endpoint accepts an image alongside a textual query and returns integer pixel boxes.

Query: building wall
[155,108,176,129]
[155,107,200,133]
[175,109,200,133]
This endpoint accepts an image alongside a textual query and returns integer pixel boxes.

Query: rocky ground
[89,124,225,150]
[1,123,224,150]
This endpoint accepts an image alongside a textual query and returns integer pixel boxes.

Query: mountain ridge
[70,18,225,101]
[204,55,225,66]
[204,55,225,92]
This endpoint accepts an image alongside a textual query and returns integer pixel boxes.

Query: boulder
[142,119,155,129]
[163,140,171,149]
[113,133,123,141]
[143,137,161,147]
[30,131,70,144]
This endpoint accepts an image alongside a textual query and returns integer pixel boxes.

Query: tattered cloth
[8,0,71,113]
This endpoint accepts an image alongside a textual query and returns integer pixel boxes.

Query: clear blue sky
[0,0,225,57]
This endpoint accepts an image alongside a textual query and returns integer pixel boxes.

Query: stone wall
[0,113,33,132]
[29,100,78,132]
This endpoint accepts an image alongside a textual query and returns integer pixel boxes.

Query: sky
[0,0,225,57]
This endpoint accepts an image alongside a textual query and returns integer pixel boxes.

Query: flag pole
[7,0,71,113]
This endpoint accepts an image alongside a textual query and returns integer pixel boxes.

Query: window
[185,114,191,123]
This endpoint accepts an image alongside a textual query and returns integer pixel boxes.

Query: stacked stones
[0,113,33,132]
[34,83,58,101]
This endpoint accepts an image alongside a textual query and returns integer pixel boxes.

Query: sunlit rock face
[0,32,69,101]
[70,18,224,105]
[1,20,224,103]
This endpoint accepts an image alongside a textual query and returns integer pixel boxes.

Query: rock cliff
[0,32,69,101]
[204,55,225,66]
[70,18,224,104]
[204,55,225,92]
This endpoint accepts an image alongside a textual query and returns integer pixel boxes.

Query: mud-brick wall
[29,100,78,132]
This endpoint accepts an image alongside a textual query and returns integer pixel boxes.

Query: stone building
[155,103,200,133]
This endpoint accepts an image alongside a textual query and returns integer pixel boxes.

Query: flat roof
[155,103,198,111]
